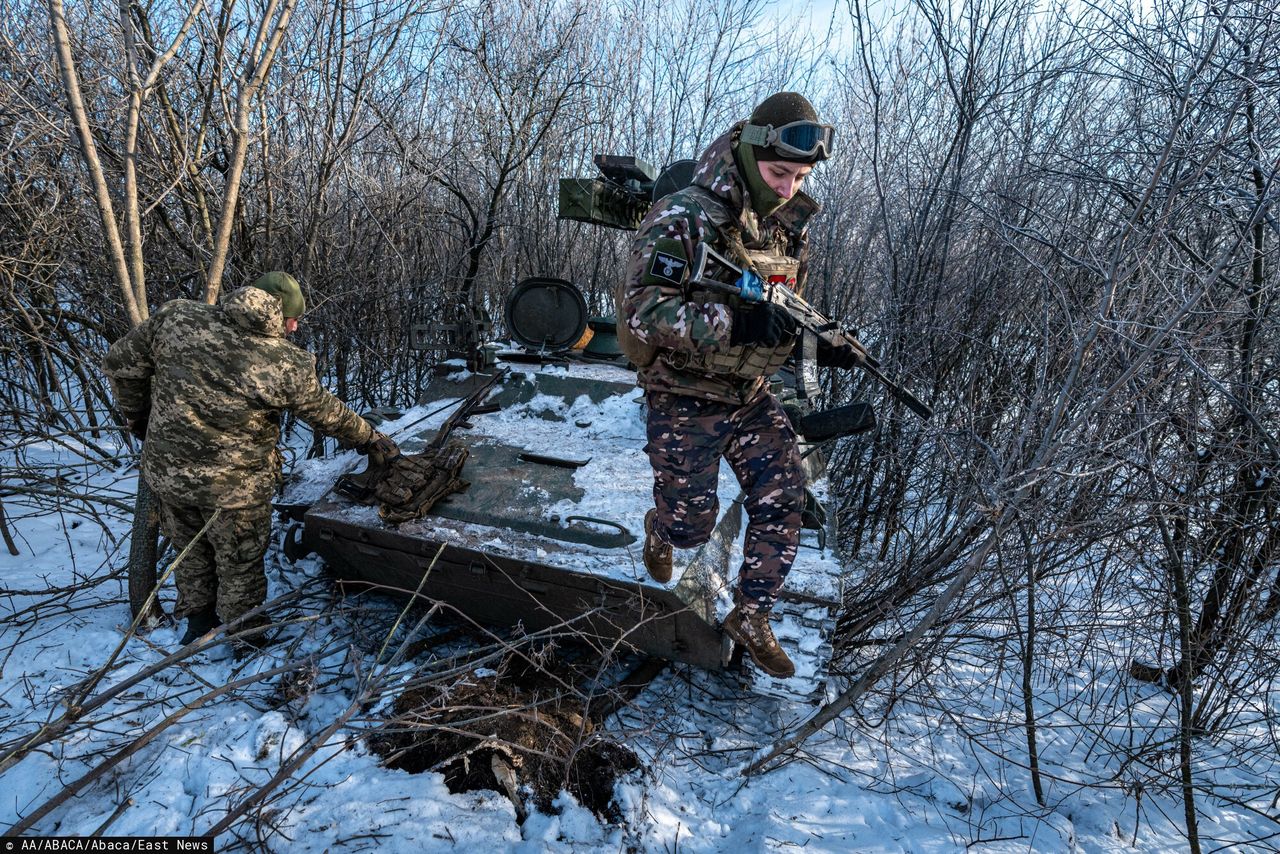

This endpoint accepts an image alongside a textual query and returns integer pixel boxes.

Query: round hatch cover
[505,277,588,350]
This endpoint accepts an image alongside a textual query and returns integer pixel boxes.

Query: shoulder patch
[643,238,689,286]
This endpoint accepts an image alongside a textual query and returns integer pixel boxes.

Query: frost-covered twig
[744,521,1004,776]
[6,657,310,835]
[0,586,309,775]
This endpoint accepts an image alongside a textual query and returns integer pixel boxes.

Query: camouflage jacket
[103,287,374,509]
[622,123,819,405]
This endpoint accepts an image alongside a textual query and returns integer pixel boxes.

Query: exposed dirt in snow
[370,647,640,824]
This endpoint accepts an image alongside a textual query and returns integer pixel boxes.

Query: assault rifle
[689,243,933,421]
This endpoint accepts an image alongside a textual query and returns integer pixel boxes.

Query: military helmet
[741,92,834,163]
[251,271,305,318]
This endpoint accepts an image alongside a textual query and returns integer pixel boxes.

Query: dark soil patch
[369,647,640,824]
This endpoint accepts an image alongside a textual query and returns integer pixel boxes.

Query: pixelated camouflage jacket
[103,287,374,509]
[623,123,820,405]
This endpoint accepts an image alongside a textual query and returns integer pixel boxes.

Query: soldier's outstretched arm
[285,353,375,449]
[622,205,733,354]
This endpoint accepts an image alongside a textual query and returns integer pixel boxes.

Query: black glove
[816,338,867,370]
[730,303,797,348]
[126,409,150,440]
[359,430,401,460]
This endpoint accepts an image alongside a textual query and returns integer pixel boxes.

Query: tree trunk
[127,475,165,625]
[0,496,19,556]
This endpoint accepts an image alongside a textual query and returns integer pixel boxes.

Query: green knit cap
[749,92,825,163]
[251,271,305,318]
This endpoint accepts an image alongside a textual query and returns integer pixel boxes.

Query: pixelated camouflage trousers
[157,497,272,622]
[644,389,804,612]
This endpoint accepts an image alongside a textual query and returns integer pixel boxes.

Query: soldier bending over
[104,273,398,651]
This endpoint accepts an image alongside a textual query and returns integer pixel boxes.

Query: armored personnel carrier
[276,156,869,701]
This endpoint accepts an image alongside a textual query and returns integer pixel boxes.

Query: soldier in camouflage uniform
[103,273,397,649]
[622,93,859,678]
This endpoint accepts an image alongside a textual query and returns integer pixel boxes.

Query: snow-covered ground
[2,417,1276,851]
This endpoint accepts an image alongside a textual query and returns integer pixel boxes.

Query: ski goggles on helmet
[740,120,836,160]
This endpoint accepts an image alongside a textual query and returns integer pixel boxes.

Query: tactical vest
[660,186,799,382]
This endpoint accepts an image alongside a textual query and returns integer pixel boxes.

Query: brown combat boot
[643,509,673,583]
[722,606,795,678]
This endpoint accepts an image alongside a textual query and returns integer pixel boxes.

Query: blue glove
[736,269,764,302]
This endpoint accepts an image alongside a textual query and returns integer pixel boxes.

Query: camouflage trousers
[157,497,273,622]
[644,389,804,612]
